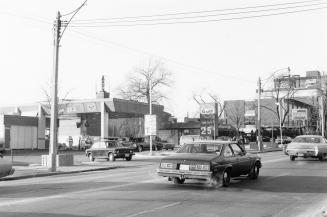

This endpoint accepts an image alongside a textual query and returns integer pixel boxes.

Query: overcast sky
[1,0,326,121]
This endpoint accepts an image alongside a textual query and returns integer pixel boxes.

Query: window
[230,144,243,156]
[92,142,100,149]
[223,146,233,157]
[98,142,106,148]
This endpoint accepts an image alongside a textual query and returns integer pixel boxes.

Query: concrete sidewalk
[0,146,282,182]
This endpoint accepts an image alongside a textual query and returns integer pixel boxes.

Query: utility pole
[321,94,325,137]
[257,77,263,151]
[49,11,61,172]
[149,78,153,156]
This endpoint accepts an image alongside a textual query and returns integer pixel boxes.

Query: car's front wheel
[290,155,296,161]
[108,153,115,161]
[173,177,185,184]
[248,162,260,179]
[125,155,132,161]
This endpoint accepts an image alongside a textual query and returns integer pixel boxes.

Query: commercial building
[0,88,172,150]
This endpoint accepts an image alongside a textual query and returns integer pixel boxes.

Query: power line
[68,2,325,25]
[69,29,256,85]
[68,6,327,27]
[72,0,323,22]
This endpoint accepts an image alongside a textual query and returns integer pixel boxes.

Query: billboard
[292,109,307,121]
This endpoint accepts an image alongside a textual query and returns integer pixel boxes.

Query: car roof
[295,135,323,138]
[185,140,237,145]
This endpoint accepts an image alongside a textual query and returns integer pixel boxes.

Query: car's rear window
[293,137,321,143]
[177,143,223,154]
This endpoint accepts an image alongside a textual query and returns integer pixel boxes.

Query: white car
[0,153,15,178]
[286,135,327,161]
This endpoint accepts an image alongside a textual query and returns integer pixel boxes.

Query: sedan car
[86,140,134,162]
[157,141,261,187]
[0,153,15,178]
[286,135,327,161]
[131,137,163,152]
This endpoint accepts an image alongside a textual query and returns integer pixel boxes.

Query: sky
[1,0,327,121]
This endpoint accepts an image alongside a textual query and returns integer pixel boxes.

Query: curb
[0,165,123,182]
[248,148,282,154]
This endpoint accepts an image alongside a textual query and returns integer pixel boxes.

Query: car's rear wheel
[108,153,115,161]
[125,155,132,161]
[248,162,260,179]
[88,153,94,162]
[221,169,231,187]
[173,177,185,184]
[138,145,143,152]
[290,155,296,161]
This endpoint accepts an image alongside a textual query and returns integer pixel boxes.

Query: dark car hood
[162,153,219,162]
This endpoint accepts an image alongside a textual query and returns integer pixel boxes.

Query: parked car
[0,153,15,178]
[157,141,262,187]
[275,136,292,144]
[131,137,163,152]
[85,139,134,162]
[286,135,327,161]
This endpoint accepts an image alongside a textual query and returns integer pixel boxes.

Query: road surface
[0,152,326,217]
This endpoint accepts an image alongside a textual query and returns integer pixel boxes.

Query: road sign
[292,109,307,121]
[144,115,157,136]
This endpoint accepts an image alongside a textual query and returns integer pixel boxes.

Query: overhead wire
[67,6,327,27]
[72,0,324,22]
[68,29,256,86]
[68,2,325,25]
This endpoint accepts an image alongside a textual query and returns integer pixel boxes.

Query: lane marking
[0,177,163,208]
[263,157,288,164]
[125,202,181,217]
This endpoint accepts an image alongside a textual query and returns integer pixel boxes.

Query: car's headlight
[314,146,319,155]
[160,162,173,169]
[190,164,210,171]
[130,150,133,153]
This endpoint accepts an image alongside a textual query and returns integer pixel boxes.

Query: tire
[290,155,296,161]
[138,145,143,152]
[248,163,260,179]
[88,153,94,162]
[221,169,231,187]
[173,177,185,184]
[318,155,324,161]
[108,153,115,161]
[125,155,132,161]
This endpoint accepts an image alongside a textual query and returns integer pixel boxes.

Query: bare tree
[41,86,72,115]
[225,102,244,134]
[117,59,173,104]
[262,73,297,127]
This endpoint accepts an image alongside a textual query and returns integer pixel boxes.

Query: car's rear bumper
[287,149,317,157]
[157,168,212,180]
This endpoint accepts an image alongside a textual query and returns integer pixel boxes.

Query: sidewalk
[1,146,282,182]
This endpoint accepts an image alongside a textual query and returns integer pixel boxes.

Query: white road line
[125,202,181,217]
[0,177,163,207]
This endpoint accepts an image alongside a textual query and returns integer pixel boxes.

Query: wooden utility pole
[257,77,263,151]
[49,11,61,172]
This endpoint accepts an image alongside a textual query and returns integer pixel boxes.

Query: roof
[186,140,237,144]
[295,135,324,138]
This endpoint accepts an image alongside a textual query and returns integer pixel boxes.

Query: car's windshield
[293,137,321,143]
[177,143,223,154]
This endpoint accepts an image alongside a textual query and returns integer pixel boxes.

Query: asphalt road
[0,152,327,217]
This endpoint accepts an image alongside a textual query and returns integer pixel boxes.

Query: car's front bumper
[157,168,212,180]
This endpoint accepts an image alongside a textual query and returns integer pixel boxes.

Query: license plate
[179,164,189,171]
[297,153,304,157]
[125,154,130,157]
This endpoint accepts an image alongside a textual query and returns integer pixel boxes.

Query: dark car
[131,137,163,152]
[85,140,134,162]
[157,141,261,187]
